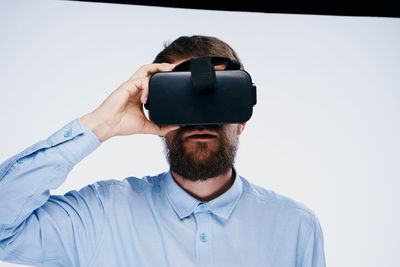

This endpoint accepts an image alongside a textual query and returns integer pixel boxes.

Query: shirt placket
[194,203,212,267]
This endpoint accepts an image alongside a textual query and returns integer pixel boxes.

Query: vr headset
[144,56,257,126]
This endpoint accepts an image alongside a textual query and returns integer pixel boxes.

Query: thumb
[146,110,180,136]
[141,120,180,136]
[157,125,181,137]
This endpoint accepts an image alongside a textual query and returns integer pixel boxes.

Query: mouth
[184,130,218,141]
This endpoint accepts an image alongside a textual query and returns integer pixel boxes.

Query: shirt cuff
[47,118,101,166]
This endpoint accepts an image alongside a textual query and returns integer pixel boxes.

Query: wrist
[80,111,114,143]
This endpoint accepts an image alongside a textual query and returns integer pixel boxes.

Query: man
[0,35,325,266]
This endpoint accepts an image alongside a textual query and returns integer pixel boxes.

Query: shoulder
[239,176,319,226]
[84,172,166,196]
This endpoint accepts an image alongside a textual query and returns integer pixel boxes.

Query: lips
[184,130,218,140]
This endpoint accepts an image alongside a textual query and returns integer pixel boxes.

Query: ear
[237,122,246,135]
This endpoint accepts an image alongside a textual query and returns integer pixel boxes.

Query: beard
[162,125,239,182]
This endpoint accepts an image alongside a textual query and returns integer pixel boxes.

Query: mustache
[177,124,223,135]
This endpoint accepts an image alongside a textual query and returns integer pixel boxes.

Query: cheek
[165,129,184,147]
[222,125,239,140]
[164,133,175,146]
[230,124,240,133]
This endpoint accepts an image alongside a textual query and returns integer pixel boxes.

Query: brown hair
[153,35,243,68]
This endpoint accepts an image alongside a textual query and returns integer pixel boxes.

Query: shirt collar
[163,168,243,221]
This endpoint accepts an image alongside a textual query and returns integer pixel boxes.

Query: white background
[0,0,399,266]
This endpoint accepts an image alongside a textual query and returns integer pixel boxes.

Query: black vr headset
[144,56,257,126]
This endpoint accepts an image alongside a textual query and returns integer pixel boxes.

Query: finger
[145,110,180,136]
[121,77,148,102]
[142,120,180,136]
[129,63,175,81]
[142,63,176,76]
[139,77,149,104]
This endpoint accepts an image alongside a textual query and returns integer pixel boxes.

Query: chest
[90,207,299,267]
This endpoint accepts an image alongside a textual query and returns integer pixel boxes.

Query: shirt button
[16,158,24,164]
[200,233,207,242]
[64,129,72,137]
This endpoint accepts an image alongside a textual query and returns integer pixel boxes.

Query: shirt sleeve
[301,214,326,267]
[0,118,106,266]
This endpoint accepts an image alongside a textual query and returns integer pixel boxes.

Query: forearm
[0,118,100,227]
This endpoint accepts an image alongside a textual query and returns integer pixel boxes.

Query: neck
[171,168,235,202]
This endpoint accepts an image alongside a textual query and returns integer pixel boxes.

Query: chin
[184,140,218,153]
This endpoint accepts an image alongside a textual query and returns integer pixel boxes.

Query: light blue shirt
[0,118,325,267]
